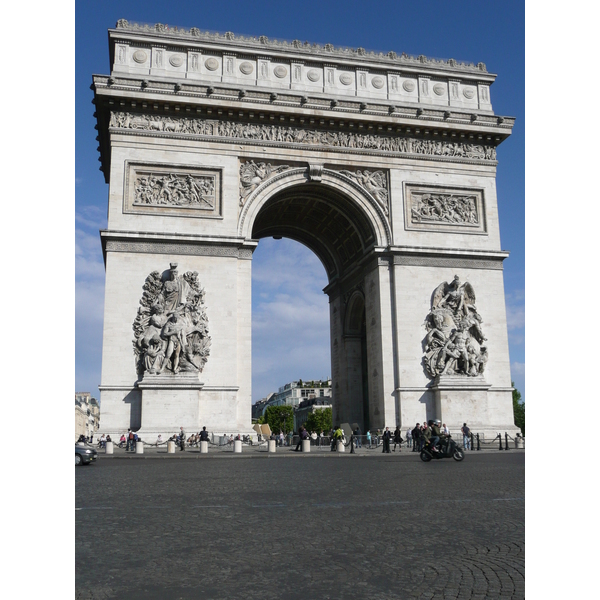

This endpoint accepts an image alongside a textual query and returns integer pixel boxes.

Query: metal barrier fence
[98,431,524,453]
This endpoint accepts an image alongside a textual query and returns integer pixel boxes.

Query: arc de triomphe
[93,20,518,438]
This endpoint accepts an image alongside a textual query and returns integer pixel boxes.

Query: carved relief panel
[133,263,211,377]
[124,162,222,219]
[403,184,486,235]
[423,276,487,379]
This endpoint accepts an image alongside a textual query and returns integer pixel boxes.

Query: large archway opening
[249,181,379,432]
[251,237,330,404]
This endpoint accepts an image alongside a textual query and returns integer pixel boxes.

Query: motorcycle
[420,435,465,462]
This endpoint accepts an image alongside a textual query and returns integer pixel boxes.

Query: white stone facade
[93,21,519,440]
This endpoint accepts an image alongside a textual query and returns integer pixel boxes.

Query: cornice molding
[100,230,256,262]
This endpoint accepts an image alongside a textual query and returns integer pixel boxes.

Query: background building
[263,380,332,411]
[75,393,100,441]
[294,397,333,432]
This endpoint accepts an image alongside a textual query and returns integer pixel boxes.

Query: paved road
[76,452,524,600]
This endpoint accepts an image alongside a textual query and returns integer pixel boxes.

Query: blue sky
[75,0,525,402]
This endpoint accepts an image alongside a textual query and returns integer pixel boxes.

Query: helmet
[435,419,441,426]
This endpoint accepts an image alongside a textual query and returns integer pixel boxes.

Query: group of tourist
[161,426,211,451]
[99,422,475,453]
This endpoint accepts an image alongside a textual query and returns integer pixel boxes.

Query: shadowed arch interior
[344,292,370,432]
[251,183,377,283]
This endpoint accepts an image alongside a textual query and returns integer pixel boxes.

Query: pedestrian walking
[179,426,185,451]
[294,427,304,451]
[354,426,362,448]
[406,427,412,449]
[366,430,372,448]
[393,426,402,452]
[126,429,133,452]
[461,423,471,450]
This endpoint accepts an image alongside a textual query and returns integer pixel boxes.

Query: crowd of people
[88,421,477,453]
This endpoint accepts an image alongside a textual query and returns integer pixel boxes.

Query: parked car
[75,443,98,466]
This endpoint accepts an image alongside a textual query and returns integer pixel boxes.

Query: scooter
[420,435,465,462]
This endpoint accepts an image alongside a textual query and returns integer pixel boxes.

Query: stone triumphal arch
[93,20,518,438]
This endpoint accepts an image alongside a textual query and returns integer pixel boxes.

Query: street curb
[96,448,524,460]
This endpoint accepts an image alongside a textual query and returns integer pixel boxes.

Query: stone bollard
[200,441,208,454]
[234,439,242,453]
[337,441,345,453]
[135,441,144,454]
[268,440,276,453]
[105,441,113,455]
[167,441,175,454]
[302,439,310,453]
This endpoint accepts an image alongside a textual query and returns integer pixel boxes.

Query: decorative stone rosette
[133,264,211,376]
[423,275,488,378]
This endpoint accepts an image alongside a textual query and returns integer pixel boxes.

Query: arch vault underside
[93,21,520,438]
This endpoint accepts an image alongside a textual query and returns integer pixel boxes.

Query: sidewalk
[96,443,524,459]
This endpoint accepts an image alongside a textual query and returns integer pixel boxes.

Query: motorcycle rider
[431,419,448,452]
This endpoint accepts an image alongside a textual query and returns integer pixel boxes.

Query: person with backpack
[461,423,471,450]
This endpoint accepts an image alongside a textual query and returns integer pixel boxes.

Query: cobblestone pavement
[76,451,524,600]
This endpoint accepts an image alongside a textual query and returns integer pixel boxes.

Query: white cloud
[511,361,525,376]
[506,303,525,331]
[76,279,105,323]
[251,238,330,400]
[75,205,107,230]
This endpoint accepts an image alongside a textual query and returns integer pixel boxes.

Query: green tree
[264,405,294,435]
[304,407,332,433]
[512,382,525,435]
